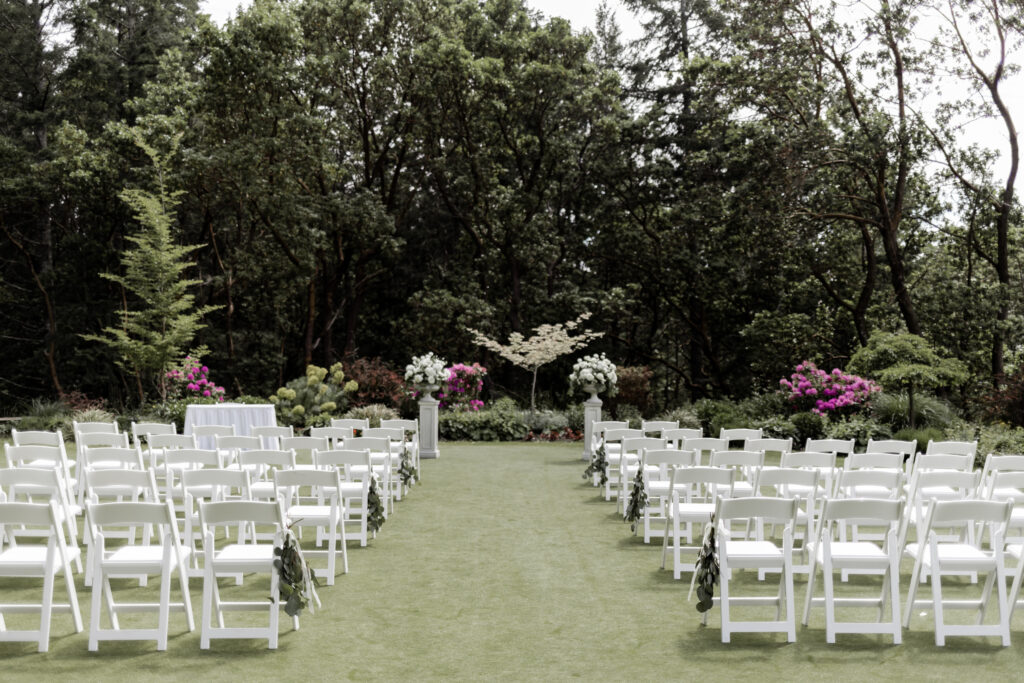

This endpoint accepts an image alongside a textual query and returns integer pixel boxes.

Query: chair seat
[285,505,337,523]
[0,546,73,570]
[103,545,191,572]
[816,542,888,568]
[726,540,784,561]
[906,542,995,569]
[214,544,275,564]
[669,502,715,522]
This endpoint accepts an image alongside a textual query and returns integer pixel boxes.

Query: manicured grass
[3,441,1024,680]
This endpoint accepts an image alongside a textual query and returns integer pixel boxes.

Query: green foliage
[81,130,217,404]
[893,427,948,454]
[825,416,893,451]
[848,332,969,393]
[871,392,956,431]
[521,409,569,434]
[693,399,752,437]
[790,412,826,448]
[269,363,357,430]
[563,403,585,431]
[341,404,400,429]
[654,406,703,431]
[438,398,527,442]
[15,399,72,432]
[753,415,799,441]
[614,403,643,430]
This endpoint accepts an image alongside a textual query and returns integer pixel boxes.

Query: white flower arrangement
[405,352,447,386]
[569,353,618,395]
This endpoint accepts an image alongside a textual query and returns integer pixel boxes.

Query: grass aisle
[4,442,1024,680]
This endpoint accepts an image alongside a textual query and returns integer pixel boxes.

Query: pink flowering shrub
[165,356,226,402]
[779,360,879,416]
[438,363,487,412]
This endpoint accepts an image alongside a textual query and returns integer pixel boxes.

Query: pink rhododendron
[779,360,879,416]
[438,363,488,411]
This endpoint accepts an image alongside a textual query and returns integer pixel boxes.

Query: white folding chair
[602,428,644,501]
[9,430,76,496]
[314,449,373,546]
[215,435,261,468]
[191,424,235,455]
[381,418,421,485]
[130,421,176,450]
[310,426,352,450]
[330,418,369,434]
[146,433,197,471]
[181,468,252,578]
[364,427,409,500]
[903,499,1012,646]
[682,437,727,467]
[252,425,293,451]
[618,436,666,513]
[980,454,1024,502]
[746,437,794,457]
[0,500,83,651]
[802,497,903,644]
[86,500,194,650]
[274,468,348,584]
[640,449,697,543]
[865,438,917,476]
[661,466,734,579]
[662,428,702,450]
[709,450,763,498]
[2,445,80,542]
[804,438,855,457]
[199,500,293,649]
[77,445,146,507]
[280,436,329,469]
[0,467,83,574]
[752,467,819,575]
[719,427,762,448]
[713,496,799,643]
[641,420,678,436]
[236,449,297,502]
[344,436,393,515]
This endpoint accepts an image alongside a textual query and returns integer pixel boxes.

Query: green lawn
[2,442,1024,680]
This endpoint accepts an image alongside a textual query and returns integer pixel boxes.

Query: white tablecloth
[184,403,278,448]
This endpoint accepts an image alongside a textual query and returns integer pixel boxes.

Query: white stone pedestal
[418,390,440,459]
[583,391,602,461]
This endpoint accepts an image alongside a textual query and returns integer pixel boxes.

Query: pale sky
[200,0,643,38]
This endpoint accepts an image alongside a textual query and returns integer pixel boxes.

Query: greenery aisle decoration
[274,525,321,618]
[582,444,608,486]
[398,448,418,486]
[623,468,647,533]
[367,475,387,533]
[689,522,719,614]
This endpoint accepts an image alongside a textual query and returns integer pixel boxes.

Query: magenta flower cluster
[166,356,226,401]
[779,360,879,416]
[438,363,487,412]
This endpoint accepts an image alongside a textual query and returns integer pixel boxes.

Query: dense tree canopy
[1,0,1022,413]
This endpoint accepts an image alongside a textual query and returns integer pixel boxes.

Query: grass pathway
[4,442,1024,680]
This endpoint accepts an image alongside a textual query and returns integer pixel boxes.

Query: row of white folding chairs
[706,494,1015,646]
[0,496,310,651]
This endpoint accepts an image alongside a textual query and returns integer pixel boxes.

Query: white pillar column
[583,393,602,461]
[419,393,440,459]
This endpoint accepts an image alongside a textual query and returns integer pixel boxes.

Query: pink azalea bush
[438,363,487,412]
[779,361,879,416]
[165,356,226,402]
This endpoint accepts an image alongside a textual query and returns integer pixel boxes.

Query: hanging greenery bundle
[367,475,387,533]
[273,525,321,618]
[690,522,719,613]
[398,434,418,486]
[582,444,608,486]
[623,467,647,533]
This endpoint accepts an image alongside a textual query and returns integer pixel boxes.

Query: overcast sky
[200,0,643,38]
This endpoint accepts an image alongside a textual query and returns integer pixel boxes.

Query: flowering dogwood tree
[468,313,603,415]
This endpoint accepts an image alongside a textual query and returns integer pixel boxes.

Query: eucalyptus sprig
[273,523,321,618]
[582,444,608,487]
[398,450,418,486]
[367,475,387,533]
[691,522,719,614]
[623,467,647,533]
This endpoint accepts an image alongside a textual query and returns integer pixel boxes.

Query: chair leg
[823,556,836,643]
[39,563,55,653]
[158,562,171,651]
[201,563,213,649]
[931,564,945,646]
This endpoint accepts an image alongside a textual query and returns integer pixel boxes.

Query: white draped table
[184,403,277,448]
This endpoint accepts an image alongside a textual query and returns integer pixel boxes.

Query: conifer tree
[85,129,216,404]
